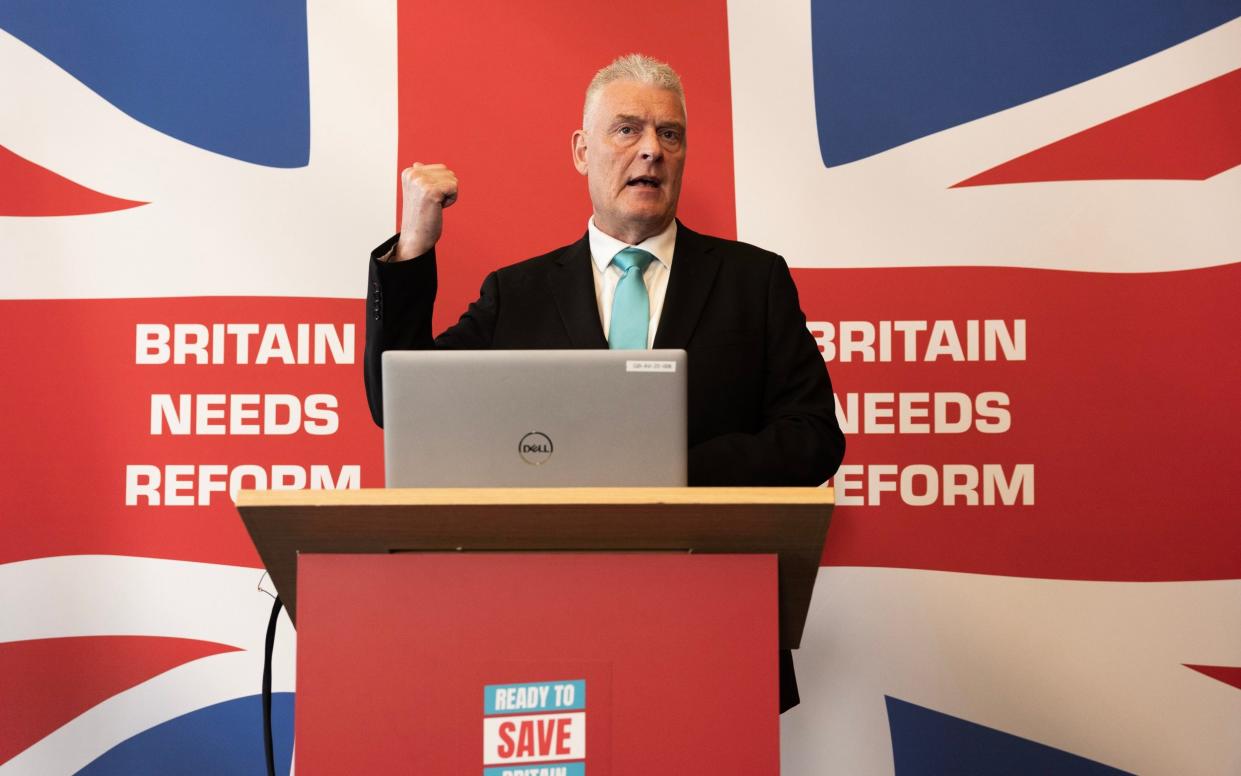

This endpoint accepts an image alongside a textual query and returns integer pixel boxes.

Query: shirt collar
[588,217,677,273]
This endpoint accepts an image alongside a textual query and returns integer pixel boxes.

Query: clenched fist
[393,162,458,261]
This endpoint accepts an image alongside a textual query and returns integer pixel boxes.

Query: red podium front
[236,487,833,775]
[297,552,776,773]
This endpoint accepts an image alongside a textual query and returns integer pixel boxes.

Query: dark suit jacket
[365,222,844,485]
[363,221,845,711]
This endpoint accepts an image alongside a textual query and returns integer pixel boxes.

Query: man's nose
[638,127,663,161]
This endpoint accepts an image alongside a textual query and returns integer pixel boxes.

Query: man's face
[572,80,686,243]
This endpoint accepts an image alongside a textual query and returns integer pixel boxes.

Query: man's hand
[393,162,458,261]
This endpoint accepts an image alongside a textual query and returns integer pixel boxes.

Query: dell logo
[518,432,553,465]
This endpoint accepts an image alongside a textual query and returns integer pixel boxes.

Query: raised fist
[393,162,458,261]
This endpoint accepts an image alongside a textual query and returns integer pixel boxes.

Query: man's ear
[571,130,588,175]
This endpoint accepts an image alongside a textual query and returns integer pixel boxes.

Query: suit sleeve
[363,234,501,427]
[687,256,845,486]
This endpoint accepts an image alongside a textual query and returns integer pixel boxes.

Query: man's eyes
[613,125,683,142]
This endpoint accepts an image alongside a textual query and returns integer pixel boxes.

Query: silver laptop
[382,349,688,487]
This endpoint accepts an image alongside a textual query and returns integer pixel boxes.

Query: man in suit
[364,54,844,711]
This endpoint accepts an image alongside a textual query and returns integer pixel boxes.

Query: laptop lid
[382,349,688,487]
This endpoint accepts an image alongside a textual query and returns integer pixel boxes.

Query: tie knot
[611,247,654,274]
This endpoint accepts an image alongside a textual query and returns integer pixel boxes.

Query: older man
[364,54,843,711]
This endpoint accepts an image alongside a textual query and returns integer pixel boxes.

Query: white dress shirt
[587,217,676,349]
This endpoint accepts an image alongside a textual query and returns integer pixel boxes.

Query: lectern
[237,487,833,774]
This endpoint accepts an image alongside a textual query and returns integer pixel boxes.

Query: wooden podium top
[236,487,834,649]
[237,486,833,507]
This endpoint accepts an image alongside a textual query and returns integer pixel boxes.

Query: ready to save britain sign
[483,680,587,776]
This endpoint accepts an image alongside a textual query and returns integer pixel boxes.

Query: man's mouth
[626,176,661,188]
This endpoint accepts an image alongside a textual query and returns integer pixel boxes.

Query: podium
[237,487,833,774]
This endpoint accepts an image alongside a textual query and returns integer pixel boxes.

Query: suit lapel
[550,233,609,348]
[653,222,721,349]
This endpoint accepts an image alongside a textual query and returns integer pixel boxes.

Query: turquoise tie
[608,247,655,350]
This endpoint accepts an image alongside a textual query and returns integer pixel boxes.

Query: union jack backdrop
[2,1,1238,773]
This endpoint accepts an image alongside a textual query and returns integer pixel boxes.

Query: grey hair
[583,53,686,125]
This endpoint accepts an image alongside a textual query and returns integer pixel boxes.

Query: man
[364,54,844,711]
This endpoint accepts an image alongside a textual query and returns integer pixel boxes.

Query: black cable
[263,596,284,776]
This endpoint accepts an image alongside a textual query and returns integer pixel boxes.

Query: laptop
[382,349,688,487]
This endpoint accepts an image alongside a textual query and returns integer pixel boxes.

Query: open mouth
[626,176,661,188]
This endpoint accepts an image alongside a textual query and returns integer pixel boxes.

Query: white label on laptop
[626,360,677,373]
